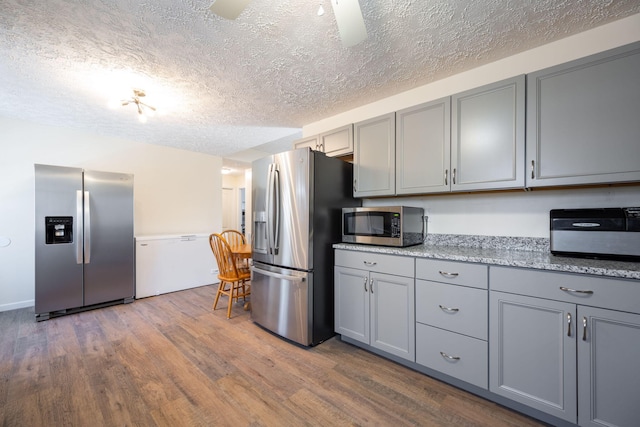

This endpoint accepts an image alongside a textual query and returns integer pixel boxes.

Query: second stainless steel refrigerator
[34,164,135,321]
[251,147,360,346]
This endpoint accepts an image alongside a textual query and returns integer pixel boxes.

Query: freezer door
[250,262,312,346]
[35,165,84,314]
[83,170,135,305]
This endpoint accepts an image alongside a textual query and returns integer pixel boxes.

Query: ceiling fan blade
[209,0,252,20]
[331,0,368,47]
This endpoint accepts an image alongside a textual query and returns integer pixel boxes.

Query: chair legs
[213,279,250,319]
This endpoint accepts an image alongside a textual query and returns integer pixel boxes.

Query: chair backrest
[220,230,246,248]
[209,233,239,280]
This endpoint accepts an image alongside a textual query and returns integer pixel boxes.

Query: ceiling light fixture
[121,89,156,123]
[221,167,232,175]
[317,5,325,16]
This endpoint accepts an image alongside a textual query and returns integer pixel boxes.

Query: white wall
[303,14,640,238]
[0,116,222,311]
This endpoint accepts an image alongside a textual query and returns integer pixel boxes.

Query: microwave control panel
[391,215,401,238]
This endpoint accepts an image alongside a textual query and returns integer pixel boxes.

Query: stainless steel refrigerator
[251,148,360,346]
[34,164,135,321]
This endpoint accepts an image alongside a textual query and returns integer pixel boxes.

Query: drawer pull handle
[559,286,594,295]
[439,305,459,313]
[440,352,460,361]
[567,313,572,337]
[363,261,377,266]
[583,317,588,341]
[363,276,368,292]
[439,271,459,279]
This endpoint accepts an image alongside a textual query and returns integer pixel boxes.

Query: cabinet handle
[452,168,457,185]
[370,278,374,293]
[438,271,459,279]
[582,317,588,341]
[319,143,324,152]
[531,160,535,179]
[353,179,357,193]
[363,276,368,292]
[363,261,377,266]
[559,286,594,295]
[567,313,572,337]
[439,352,460,361]
[444,169,448,186]
[439,305,459,313]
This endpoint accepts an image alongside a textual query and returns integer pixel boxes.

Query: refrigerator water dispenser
[45,216,73,244]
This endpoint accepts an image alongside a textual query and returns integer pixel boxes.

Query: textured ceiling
[1,1,639,164]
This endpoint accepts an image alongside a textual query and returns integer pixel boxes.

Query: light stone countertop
[333,234,640,280]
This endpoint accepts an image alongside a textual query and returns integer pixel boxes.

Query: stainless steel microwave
[342,206,425,247]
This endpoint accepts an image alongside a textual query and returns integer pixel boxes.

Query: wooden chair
[221,229,250,269]
[209,233,251,319]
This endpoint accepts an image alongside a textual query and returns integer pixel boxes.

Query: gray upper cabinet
[293,135,320,151]
[396,98,451,195]
[353,112,396,197]
[293,124,353,157]
[451,75,525,192]
[527,42,640,187]
[319,124,353,157]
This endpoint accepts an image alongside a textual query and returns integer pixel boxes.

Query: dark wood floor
[0,285,546,426]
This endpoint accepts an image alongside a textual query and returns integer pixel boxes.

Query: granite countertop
[334,234,640,280]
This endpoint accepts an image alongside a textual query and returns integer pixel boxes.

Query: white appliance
[135,234,217,298]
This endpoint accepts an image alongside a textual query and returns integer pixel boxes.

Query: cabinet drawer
[416,259,487,289]
[416,280,487,340]
[416,323,488,389]
[490,266,640,315]
[335,250,414,277]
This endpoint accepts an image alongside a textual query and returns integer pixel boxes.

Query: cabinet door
[320,124,353,157]
[353,112,396,197]
[334,266,369,344]
[293,135,319,151]
[396,98,451,194]
[451,75,525,192]
[527,42,640,187]
[370,272,415,361]
[490,291,577,423]
[578,306,640,427]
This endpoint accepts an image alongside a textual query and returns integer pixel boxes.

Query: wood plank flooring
[0,285,546,426]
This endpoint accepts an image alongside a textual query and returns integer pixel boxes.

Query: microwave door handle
[273,166,280,255]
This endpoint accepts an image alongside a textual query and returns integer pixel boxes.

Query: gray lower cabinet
[527,41,640,187]
[490,291,577,422]
[451,75,525,192]
[353,112,396,197]
[415,259,489,389]
[396,97,451,195]
[490,266,640,426]
[578,306,640,427]
[334,250,415,361]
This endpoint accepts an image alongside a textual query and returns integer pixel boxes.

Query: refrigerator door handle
[273,166,280,256]
[266,164,274,254]
[251,266,305,283]
[76,190,83,264]
[84,191,91,264]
